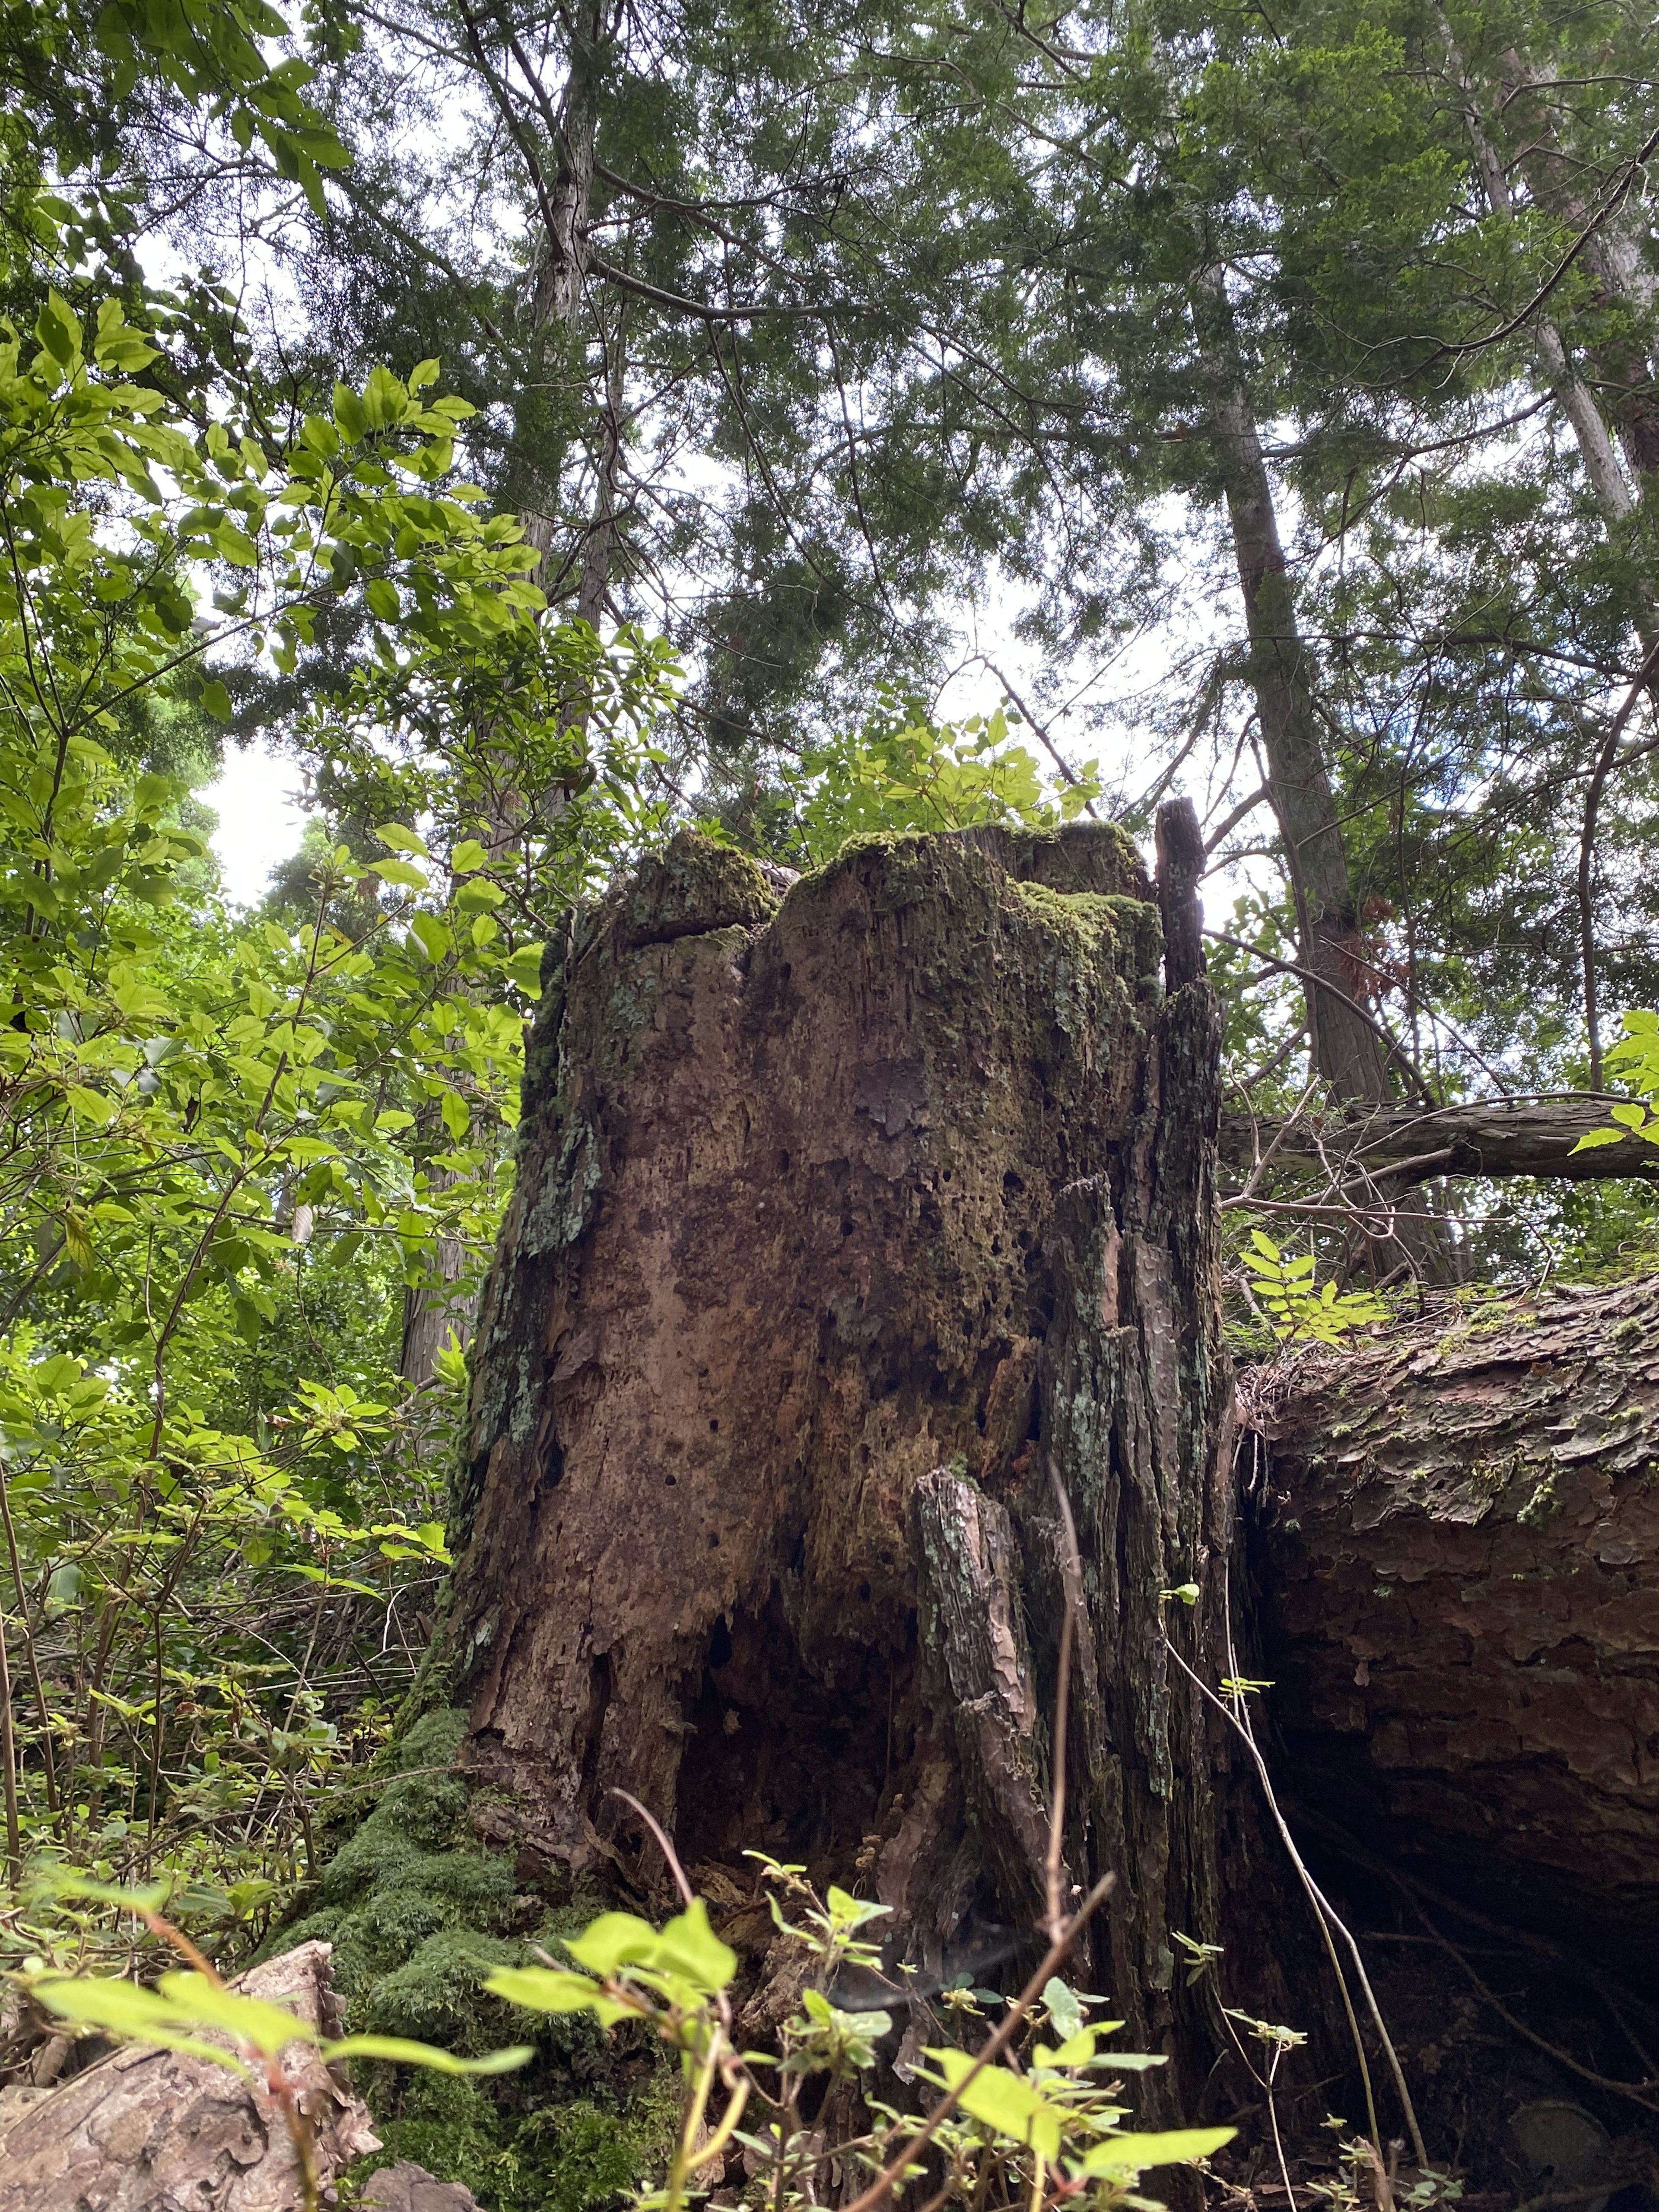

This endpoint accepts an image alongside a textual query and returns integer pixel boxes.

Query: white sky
[206,741,311,906]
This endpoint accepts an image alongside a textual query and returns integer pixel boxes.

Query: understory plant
[13,1850,1233,2212]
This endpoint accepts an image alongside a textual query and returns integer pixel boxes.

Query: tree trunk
[448,822,1239,2100]
[1247,1273,1659,1970]
[1192,268,1394,1112]
[1437,19,1649,550]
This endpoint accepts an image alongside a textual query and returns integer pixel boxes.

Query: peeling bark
[0,1942,377,2212]
[1250,1275,1659,1952]
[450,822,1236,2093]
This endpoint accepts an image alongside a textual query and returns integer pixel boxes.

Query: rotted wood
[1220,1098,1659,1191]
[0,1941,377,2212]
[451,820,1237,2099]
[1248,1274,1659,1959]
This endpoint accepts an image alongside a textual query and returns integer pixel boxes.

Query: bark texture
[1249,1274,1659,1953]
[1220,1097,1659,1189]
[450,822,1236,2087]
[1192,266,1392,1112]
[0,1942,377,2212]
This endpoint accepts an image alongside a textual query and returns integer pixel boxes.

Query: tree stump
[448,822,1236,2094]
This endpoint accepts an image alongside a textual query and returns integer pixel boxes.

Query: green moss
[616,828,777,947]
[356,2073,681,2212]
[282,1710,673,2212]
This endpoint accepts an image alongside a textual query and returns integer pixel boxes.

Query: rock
[359,2162,483,2212]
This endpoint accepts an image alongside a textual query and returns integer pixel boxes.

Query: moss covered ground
[278,1711,677,2212]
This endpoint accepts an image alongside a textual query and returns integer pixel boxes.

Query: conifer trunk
[448,822,1239,2099]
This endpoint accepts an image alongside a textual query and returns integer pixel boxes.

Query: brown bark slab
[1249,1275,1659,1948]
[0,1941,378,2212]
[450,822,1236,2089]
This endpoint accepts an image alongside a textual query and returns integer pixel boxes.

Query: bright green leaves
[1078,2129,1238,2178]
[483,1866,1228,2212]
[88,0,353,218]
[786,693,1102,867]
[1573,1014,1659,1152]
[1239,1231,1389,1346]
[484,1964,639,2028]
[324,2033,531,2075]
[567,1898,737,2002]
[925,2044,1069,2161]
[92,300,159,375]
[26,1963,531,2081]
[486,1898,737,2046]
[920,2021,1223,2180]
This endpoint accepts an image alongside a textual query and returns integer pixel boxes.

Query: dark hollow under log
[446,821,1240,2101]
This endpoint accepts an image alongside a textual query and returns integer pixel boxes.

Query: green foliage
[1239,1233,1391,1347]
[0,258,673,1929]
[485,1859,1232,2212]
[783,695,1102,868]
[1574,1014,1659,1153]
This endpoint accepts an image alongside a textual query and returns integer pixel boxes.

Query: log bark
[1248,1274,1659,1957]
[449,822,1238,2095]
[0,1942,378,2212]
[1220,1097,1659,1189]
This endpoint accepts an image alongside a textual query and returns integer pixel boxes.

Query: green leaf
[483,1965,635,2026]
[409,912,452,963]
[1570,1127,1629,1152]
[200,680,234,721]
[1077,2128,1236,2177]
[333,382,369,441]
[67,1085,116,1127]
[451,838,490,871]
[155,1973,315,2059]
[564,1911,664,1977]
[506,942,546,995]
[370,858,429,891]
[25,1975,249,2074]
[325,2034,534,2074]
[1040,2028,1097,2069]
[925,2047,1063,2160]
[365,579,400,622]
[652,1899,738,1995]
[440,1089,470,1142]
[35,291,80,367]
[1042,1978,1084,2042]
[28,1871,172,1913]
[214,519,260,568]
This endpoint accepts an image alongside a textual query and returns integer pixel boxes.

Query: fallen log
[0,1941,378,2212]
[1220,1098,1659,1190]
[1248,1273,1659,1958]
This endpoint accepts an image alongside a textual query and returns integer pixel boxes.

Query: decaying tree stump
[1249,1274,1659,1962]
[448,821,1236,2094]
[0,1942,377,2212]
